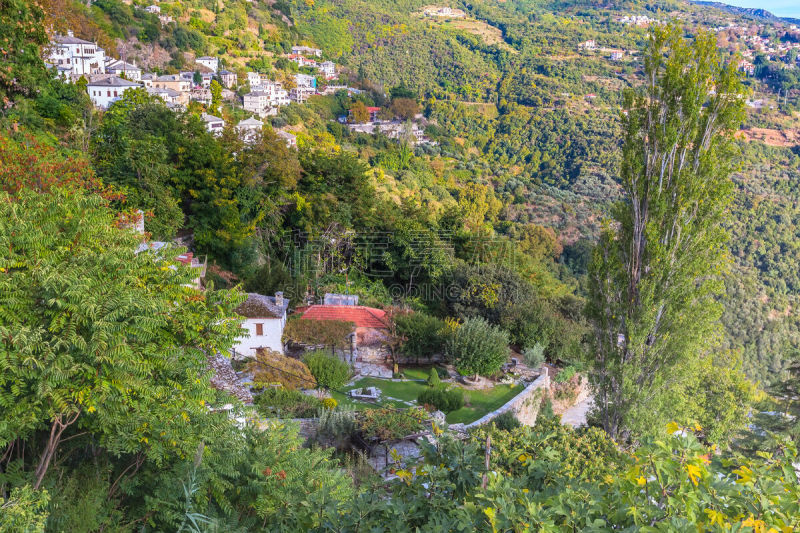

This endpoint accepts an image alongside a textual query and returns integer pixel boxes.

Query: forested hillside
[58,0,799,383]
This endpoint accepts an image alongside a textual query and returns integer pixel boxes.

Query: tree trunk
[33,412,80,490]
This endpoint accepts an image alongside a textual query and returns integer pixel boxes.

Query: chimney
[275,291,284,307]
[67,30,74,37]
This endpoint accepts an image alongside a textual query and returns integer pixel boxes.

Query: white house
[294,73,316,88]
[105,59,142,81]
[201,113,225,135]
[48,31,106,79]
[196,56,219,72]
[247,71,262,87]
[243,82,289,116]
[236,117,263,144]
[218,69,237,88]
[86,76,141,108]
[289,85,315,104]
[318,61,336,79]
[145,4,160,14]
[232,292,289,357]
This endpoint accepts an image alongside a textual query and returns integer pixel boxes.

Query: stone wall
[463,370,550,429]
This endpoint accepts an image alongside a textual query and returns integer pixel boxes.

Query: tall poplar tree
[587,25,746,440]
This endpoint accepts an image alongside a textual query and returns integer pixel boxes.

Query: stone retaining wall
[464,370,550,429]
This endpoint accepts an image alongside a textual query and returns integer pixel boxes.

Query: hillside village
[47,30,433,147]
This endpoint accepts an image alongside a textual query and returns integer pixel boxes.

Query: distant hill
[691,1,779,22]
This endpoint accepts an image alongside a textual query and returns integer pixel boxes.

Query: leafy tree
[587,26,746,440]
[447,317,510,377]
[349,100,370,124]
[395,312,448,361]
[390,97,420,120]
[209,79,222,116]
[0,0,48,102]
[0,187,244,489]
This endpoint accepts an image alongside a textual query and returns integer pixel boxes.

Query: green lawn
[336,377,524,425]
[446,384,523,424]
[401,367,434,381]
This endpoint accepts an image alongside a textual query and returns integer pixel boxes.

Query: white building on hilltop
[232,292,289,357]
[48,31,106,79]
[86,76,141,108]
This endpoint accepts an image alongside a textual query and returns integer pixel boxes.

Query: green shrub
[427,368,441,388]
[434,366,449,379]
[553,365,578,384]
[253,387,321,418]
[522,343,546,368]
[304,350,351,390]
[359,408,428,440]
[417,387,464,413]
[492,411,521,431]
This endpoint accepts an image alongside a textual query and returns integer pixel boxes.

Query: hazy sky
[715,0,800,18]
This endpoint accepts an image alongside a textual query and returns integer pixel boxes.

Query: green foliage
[253,387,322,417]
[426,367,441,388]
[522,343,546,368]
[395,312,448,360]
[588,25,746,440]
[0,0,47,102]
[447,317,510,377]
[417,387,464,413]
[0,486,49,533]
[491,411,521,431]
[303,350,351,390]
[358,408,427,441]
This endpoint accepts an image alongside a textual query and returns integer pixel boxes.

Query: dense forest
[1,0,799,529]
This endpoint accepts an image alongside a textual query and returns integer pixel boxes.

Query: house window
[113,91,118,97]
[255,323,264,336]
[107,90,111,97]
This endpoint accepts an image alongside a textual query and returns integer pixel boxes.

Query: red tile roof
[300,305,388,329]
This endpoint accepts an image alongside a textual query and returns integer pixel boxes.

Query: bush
[447,317,510,377]
[321,397,338,409]
[553,365,578,384]
[493,411,521,431]
[522,343,546,368]
[359,408,428,440]
[395,312,448,360]
[304,350,351,390]
[434,366,449,379]
[253,387,321,418]
[427,368,441,388]
[417,387,465,413]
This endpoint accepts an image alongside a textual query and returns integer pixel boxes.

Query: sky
[715,0,800,19]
